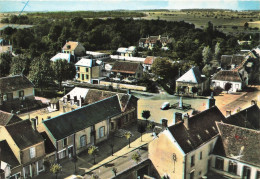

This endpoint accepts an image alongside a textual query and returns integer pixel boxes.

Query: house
[75,58,103,84]
[0,119,45,178]
[148,103,226,179]
[0,75,35,112]
[223,100,260,130]
[38,94,138,161]
[139,35,173,50]
[221,55,246,70]
[111,61,143,80]
[86,51,110,61]
[117,46,137,57]
[50,53,72,63]
[62,41,85,58]
[211,122,260,179]
[176,66,210,95]
[143,56,157,72]
[211,70,244,92]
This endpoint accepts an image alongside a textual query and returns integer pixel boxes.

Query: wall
[57,135,74,152]
[212,80,242,92]
[100,81,146,91]
[75,127,91,154]
[95,120,109,143]
[21,141,45,165]
[0,126,21,163]
[185,137,218,179]
[76,66,92,83]
[148,130,185,179]
[210,155,260,179]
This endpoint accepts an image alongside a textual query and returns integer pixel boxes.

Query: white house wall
[212,80,242,92]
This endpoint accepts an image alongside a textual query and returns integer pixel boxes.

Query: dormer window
[205,130,209,135]
[63,138,68,147]
[197,134,202,141]
[29,147,36,158]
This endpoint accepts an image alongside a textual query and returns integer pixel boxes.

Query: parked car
[160,102,170,110]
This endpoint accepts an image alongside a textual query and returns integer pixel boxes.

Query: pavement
[34,122,154,179]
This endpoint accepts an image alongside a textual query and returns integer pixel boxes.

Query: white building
[86,51,110,61]
[212,70,244,92]
[50,53,71,63]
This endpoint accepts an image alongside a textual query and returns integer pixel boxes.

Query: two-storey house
[0,75,35,112]
[0,119,45,178]
[62,41,85,58]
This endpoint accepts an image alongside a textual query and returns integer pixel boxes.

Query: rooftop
[0,110,22,126]
[111,61,141,74]
[0,140,20,169]
[212,70,242,82]
[176,66,204,84]
[0,75,34,92]
[62,41,79,51]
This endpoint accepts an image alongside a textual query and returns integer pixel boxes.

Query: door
[90,125,95,145]
[68,146,73,158]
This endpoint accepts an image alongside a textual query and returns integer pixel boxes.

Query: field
[142,10,260,34]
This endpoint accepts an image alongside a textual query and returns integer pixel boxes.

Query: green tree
[224,82,232,94]
[191,87,198,97]
[51,59,76,89]
[112,167,118,176]
[124,131,132,148]
[137,123,146,142]
[0,53,12,77]
[50,163,62,179]
[151,58,172,80]
[202,46,212,64]
[202,64,213,77]
[88,145,98,164]
[131,152,141,164]
[10,54,30,75]
[142,110,151,123]
[214,42,221,61]
[244,22,249,29]
[28,57,54,91]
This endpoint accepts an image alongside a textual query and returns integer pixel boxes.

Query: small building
[62,41,85,58]
[117,46,137,57]
[221,54,246,70]
[139,35,173,50]
[111,61,143,80]
[143,56,156,72]
[211,122,260,179]
[0,75,35,112]
[211,70,244,92]
[75,58,102,84]
[85,51,110,61]
[176,66,209,95]
[50,53,72,63]
[0,119,45,178]
[148,105,225,179]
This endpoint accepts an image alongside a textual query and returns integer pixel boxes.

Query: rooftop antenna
[12,0,30,29]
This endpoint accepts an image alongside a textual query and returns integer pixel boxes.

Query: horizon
[0,0,259,12]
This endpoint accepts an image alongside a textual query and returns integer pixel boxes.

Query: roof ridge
[216,121,260,133]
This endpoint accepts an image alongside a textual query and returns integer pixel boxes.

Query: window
[63,138,68,147]
[29,147,36,158]
[38,159,44,172]
[242,166,251,179]
[215,157,224,170]
[228,161,237,174]
[85,68,89,72]
[256,171,260,179]
[19,90,24,98]
[209,143,213,155]
[199,151,203,160]
[81,74,84,80]
[190,171,194,179]
[99,126,105,138]
[7,93,13,100]
[190,155,195,167]
[80,135,86,147]
[86,74,89,80]
[58,150,66,159]
[110,122,115,130]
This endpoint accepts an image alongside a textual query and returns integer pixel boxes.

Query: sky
[0,0,259,12]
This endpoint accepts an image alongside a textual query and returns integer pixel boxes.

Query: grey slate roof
[0,110,22,126]
[212,70,242,82]
[43,95,122,140]
[5,120,44,150]
[168,106,225,154]
[0,140,20,169]
[216,122,260,166]
[0,75,34,93]
[223,104,260,130]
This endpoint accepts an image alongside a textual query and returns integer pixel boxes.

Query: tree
[214,42,221,61]
[88,145,98,164]
[137,123,146,142]
[244,22,249,29]
[50,163,62,179]
[191,87,198,97]
[202,46,212,64]
[224,82,232,94]
[142,110,151,123]
[131,152,141,164]
[51,59,76,89]
[28,57,54,91]
[213,86,223,96]
[124,131,132,148]
[0,53,12,77]
[151,58,173,80]
[91,173,99,179]
[10,54,30,75]
[202,64,213,77]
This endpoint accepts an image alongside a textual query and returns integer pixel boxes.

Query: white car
[160,102,170,110]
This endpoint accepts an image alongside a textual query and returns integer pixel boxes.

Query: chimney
[251,100,257,105]
[183,113,189,129]
[173,112,182,125]
[207,92,216,109]
[226,110,231,117]
[179,97,183,109]
[31,118,37,131]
